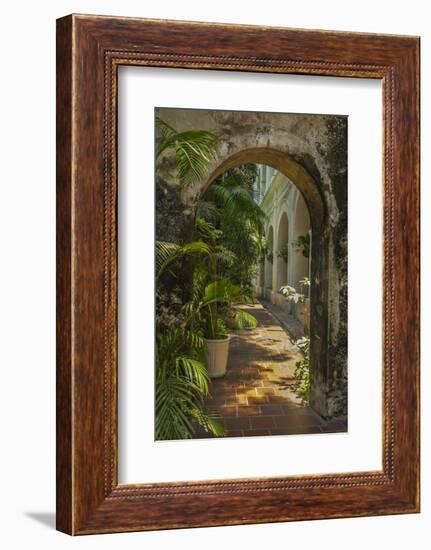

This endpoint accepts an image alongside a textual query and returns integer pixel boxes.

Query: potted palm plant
[185,278,258,378]
[155,239,229,439]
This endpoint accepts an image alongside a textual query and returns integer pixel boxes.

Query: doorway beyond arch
[276,212,289,291]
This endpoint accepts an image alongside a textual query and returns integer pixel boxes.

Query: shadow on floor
[25,511,56,530]
[198,300,347,439]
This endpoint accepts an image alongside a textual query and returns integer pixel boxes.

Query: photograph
[0,1,422,544]
[155,107,348,440]
[0,0,431,550]
[52,12,420,532]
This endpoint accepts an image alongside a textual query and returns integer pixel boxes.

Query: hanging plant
[277,244,289,262]
[266,251,274,264]
[292,233,310,258]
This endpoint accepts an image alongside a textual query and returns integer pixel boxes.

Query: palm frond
[202,279,252,305]
[155,241,180,277]
[195,217,222,244]
[155,375,199,440]
[156,328,204,362]
[175,356,210,396]
[195,200,220,223]
[213,184,263,216]
[231,307,258,329]
[155,326,212,440]
[157,127,219,187]
[155,116,177,141]
[210,183,267,237]
[156,240,210,281]
[188,407,227,437]
[212,246,237,268]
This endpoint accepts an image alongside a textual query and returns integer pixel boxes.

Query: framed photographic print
[56,14,420,534]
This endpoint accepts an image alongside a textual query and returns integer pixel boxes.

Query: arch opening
[199,148,330,417]
[199,147,325,233]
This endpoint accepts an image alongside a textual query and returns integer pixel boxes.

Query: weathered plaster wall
[156,108,348,418]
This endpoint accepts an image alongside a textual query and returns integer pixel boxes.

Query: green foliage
[155,230,256,438]
[156,117,219,187]
[277,244,289,262]
[156,240,210,282]
[154,126,264,440]
[293,336,310,404]
[154,118,226,440]
[227,163,258,191]
[196,167,267,287]
[292,233,310,258]
[189,184,261,339]
[185,278,257,339]
[155,327,226,440]
[294,356,310,403]
[155,252,257,438]
[210,174,265,233]
[230,307,259,330]
[188,408,227,437]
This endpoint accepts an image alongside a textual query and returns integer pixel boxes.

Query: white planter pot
[204,336,230,379]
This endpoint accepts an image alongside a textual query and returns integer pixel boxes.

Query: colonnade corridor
[199,301,346,438]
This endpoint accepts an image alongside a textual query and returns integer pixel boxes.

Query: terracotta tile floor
[199,301,347,438]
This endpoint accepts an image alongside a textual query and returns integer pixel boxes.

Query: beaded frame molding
[56,14,420,535]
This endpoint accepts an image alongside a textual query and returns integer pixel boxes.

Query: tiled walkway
[202,301,346,438]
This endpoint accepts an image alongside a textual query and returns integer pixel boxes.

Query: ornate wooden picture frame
[56,14,420,535]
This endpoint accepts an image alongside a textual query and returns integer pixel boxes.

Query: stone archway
[197,148,330,417]
[198,148,325,233]
[159,108,347,418]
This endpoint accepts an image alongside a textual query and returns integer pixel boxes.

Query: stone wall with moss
[156,107,348,418]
